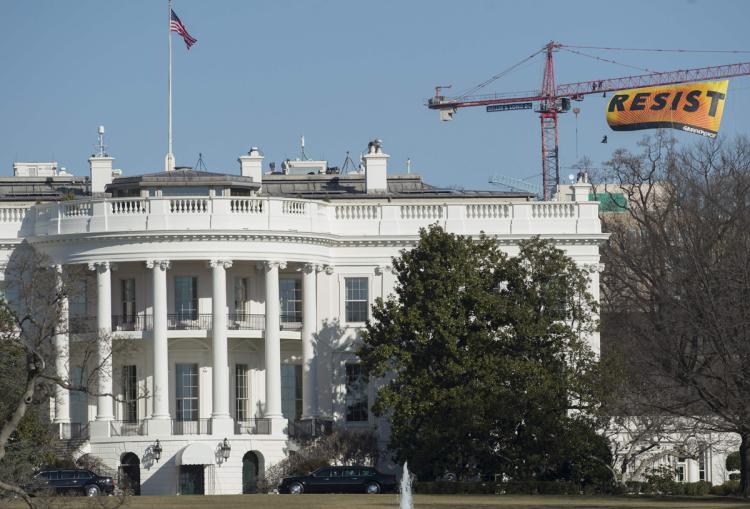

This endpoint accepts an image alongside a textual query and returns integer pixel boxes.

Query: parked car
[279,465,397,494]
[25,468,115,497]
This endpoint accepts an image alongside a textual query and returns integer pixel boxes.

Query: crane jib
[487,102,534,112]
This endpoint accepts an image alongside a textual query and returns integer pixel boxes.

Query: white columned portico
[210,258,233,435]
[52,264,70,430]
[147,259,171,435]
[261,260,286,433]
[301,263,318,419]
[87,261,113,438]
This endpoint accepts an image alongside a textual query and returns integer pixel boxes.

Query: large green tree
[358,226,611,483]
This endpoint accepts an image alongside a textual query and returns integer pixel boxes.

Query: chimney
[239,147,264,183]
[89,126,113,194]
[572,170,592,202]
[363,139,388,194]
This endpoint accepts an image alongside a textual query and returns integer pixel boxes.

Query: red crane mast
[427,41,750,200]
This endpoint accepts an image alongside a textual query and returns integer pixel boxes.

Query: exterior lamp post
[153,439,163,463]
[220,438,231,462]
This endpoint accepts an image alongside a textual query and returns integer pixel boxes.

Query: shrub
[726,451,740,472]
[710,480,740,496]
[257,429,379,492]
[644,465,677,494]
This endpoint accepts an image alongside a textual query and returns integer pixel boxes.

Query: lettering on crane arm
[606,80,729,138]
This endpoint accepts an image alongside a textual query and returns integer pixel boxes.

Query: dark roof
[0,175,89,201]
[106,168,261,193]
[261,173,531,200]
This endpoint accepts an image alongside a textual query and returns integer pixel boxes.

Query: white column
[147,259,171,425]
[301,263,318,419]
[262,260,285,419]
[89,261,114,421]
[53,264,70,425]
[210,259,233,433]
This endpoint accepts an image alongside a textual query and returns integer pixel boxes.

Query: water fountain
[399,461,413,509]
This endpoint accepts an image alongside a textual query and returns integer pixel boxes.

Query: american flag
[170,9,197,49]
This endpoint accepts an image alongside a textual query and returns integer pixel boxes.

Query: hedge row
[414,479,733,496]
[413,480,583,495]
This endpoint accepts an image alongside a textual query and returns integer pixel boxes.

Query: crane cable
[455,47,545,100]
[564,45,750,54]
[561,47,656,73]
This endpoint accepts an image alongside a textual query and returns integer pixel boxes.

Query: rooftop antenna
[300,135,308,161]
[95,125,107,157]
[195,152,208,172]
[341,150,357,174]
[406,158,411,174]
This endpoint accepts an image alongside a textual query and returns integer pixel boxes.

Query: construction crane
[427,41,750,200]
[488,174,542,198]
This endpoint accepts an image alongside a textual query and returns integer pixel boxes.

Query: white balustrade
[24,195,599,239]
[0,207,27,223]
[170,198,208,214]
[110,199,147,215]
[532,202,576,219]
[465,203,510,219]
[230,198,264,214]
[62,202,92,217]
[282,200,307,215]
[400,204,444,220]
[335,204,379,220]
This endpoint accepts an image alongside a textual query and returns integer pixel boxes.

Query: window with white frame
[281,364,302,421]
[345,363,368,422]
[280,277,301,323]
[122,365,137,423]
[699,451,707,481]
[175,363,199,421]
[121,279,135,319]
[345,277,369,322]
[676,457,686,482]
[234,277,249,315]
[235,364,249,421]
[174,276,198,319]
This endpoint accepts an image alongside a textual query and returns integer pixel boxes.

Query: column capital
[146,259,171,270]
[322,264,334,275]
[257,260,287,271]
[208,259,233,270]
[302,263,319,274]
[374,265,392,276]
[87,261,114,273]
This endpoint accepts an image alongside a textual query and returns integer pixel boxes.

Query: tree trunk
[741,433,750,498]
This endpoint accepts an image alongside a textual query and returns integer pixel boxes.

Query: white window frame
[339,274,372,326]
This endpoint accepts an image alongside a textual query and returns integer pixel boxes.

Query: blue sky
[1,0,748,191]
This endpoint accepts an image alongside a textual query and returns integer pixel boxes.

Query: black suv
[279,465,397,494]
[26,469,115,497]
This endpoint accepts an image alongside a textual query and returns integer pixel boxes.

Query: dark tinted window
[61,471,76,480]
[342,468,358,477]
[328,469,342,477]
[361,468,375,476]
[76,471,93,479]
[47,471,60,480]
[35,472,50,480]
[314,469,331,477]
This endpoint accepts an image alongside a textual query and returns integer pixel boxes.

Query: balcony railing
[110,420,148,436]
[52,422,89,440]
[172,419,212,435]
[69,316,97,334]
[227,313,265,330]
[68,313,304,333]
[288,418,333,439]
[112,315,153,332]
[235,418,272,435]
[167,313,212,330]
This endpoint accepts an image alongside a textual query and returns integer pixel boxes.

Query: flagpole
[165,0,174,172]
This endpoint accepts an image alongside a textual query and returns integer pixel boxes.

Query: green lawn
[8,494,750,509]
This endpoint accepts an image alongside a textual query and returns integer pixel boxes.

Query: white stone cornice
[146,259,171,270]
[208,259,233,270]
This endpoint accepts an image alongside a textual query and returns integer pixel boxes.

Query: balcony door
[176,363,199,425]
[174,276,198,320]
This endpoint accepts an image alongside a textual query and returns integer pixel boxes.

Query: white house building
[0,135,617,495]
